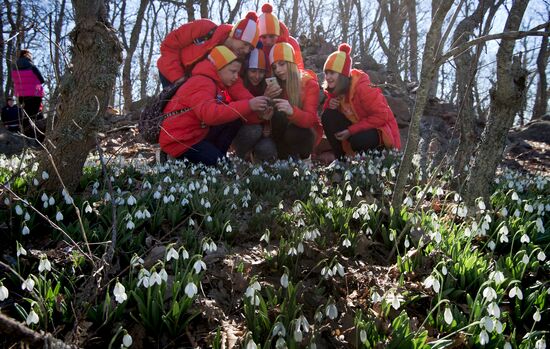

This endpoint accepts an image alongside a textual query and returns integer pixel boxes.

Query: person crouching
[159,45,269,166]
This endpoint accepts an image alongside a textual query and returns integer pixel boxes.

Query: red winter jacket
[324,69,401,149]
[159,60,259,157]
[287,70,323,144]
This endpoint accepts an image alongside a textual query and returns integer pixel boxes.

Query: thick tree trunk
[451,0,497,187]
[290,0,300,36]
[464,0,529,205]
[428,0,443,98]
[532,23,549,120]
[376,0,406,87]
[185,0,195,21]
[121,0,148,112]
[38,0,123,192]
[391,0,454,209]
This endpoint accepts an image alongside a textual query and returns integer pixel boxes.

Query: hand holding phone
[265,77,280,89]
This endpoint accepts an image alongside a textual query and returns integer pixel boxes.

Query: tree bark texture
[464,0,529,205]
[451,0,497,186]
[405,0,418,82]
[376,0,406,88]
[38,0,123,192]
[391,0,453,209]
[532,22,549,120]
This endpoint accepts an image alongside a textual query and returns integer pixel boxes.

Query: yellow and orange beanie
[324,43,352,77]
[269,42,295,65]
[248,48,267,70]
[208,46,238,70]
[259,3,280,36]
[230,12,260,48]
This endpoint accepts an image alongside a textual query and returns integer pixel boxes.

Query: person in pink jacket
[11,49,45,140]
[322,44,401,158]
[159,46,269,166]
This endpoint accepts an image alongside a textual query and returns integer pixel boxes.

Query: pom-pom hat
[230,12,260,47]
[248,48,267,70]
[208,45,238,70]
[259,3,280,36]
[269,42,295,65]
[324,43,353,77]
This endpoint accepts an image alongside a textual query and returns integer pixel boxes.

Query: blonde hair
[280,62,302,108]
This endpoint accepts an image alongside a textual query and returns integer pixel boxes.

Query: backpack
[138,79,190,144]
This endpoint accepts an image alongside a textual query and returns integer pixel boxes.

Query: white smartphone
[265,77,280,89]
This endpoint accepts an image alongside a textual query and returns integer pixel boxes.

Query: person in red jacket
[233,48,280,161]
[257,3,304,75]
[157,12,259,91]
[322,44,401,158]
[159,46,270,166]
[269,42,322,159]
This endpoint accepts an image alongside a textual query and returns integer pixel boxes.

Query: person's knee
[233,124,263,157]
[283,127,314,157]
[349,129,381,152]
[253,138,277,161]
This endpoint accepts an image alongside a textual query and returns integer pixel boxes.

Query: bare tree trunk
[185,0,195,21]
[532,22,549,120]
[290,0,300,36]
[121,0,148,112]
[428,0,442,98]
[338,0,353,43]
[391,0,454,209]
[406,0,418,82]
[353,0,366,57]
[464,0,529,205]
[375,0,406,87]
[200,0,209,18]
[226,0,244,24]
[451,0,497,187]
[38,0,123,192]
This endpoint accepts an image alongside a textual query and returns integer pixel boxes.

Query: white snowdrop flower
[536,218,544,233]
[26,309,40,325]
[288,247,298,256]
[246,339,258,349]
[356,189,363,197]
[487,302,500,318]
[479,330,489,345]
[15,205,23,215]
[113,282,127,303]
[293,328,303,342]
[48,196,55,206]
[188,218,195,227]
[457,205,467,218]
[184,282,198,298]
[500,207,508,217]
[488,241,496,251]
[326,303,338,320]
[514,209,521,217]
[104,192,111,201]
[130,255,144,267]
[42,171,49,180]
[24,212,30,221]
[126,220,135,230]
[38,257,51,273]
[509,285,523,300]
[127,195,136,206]
[17,244,27,257]
[159,268,168,282]
[482,316,494,332]
[342,239,351,248]
[482,287,497,302]
[404,238,410,249]
[297,242,304,254]
[520,234,530,244]
[335,263,345,277]
[21,277,35,292]
[137,275,150,288]
[180,248,189,260]
[33,178,39,186]
[434,231,442,244]
[444,307,453,325]
[441,265,448,275]
[511,192,519,201]
[494,319,503,334]
[491,271,505,284]
[0,285,9,301]
[43,201,49,209]
[153,191,161,200]
[122,333,133,347]
[55,211,64,222]
[84,204,92,214]
[537,251,546,261]
[535,339,546,349]
[345,193,351,202]
[193,260,207,274]
[533,309,541,322]
[504,342,512,349]
[149,271,162,286]
[163,176,172,183]
[386,292,403,310]
[522,254,529,265]
[22,225,30,235]
[424,275,440,293]
[280,273,289,288]
[478,200,486,211]
[166,247,179,262]
[525,203,534,213]
[226,224,232,233]
[41,193,48,202]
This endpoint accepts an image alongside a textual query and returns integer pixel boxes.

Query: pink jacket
[12,69,44,97]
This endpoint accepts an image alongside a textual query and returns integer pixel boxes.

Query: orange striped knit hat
[324,43,352,77]
[230,12,260,47]
[248,48,267,70]
[259,3,280,36]
[269,42,295,65]
[208,46,238,70]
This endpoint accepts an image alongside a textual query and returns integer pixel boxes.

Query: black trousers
[18,96,45,141]
[321,108,381,158]
[271,111,315,159]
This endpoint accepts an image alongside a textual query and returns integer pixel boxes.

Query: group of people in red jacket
[158,4,401,166]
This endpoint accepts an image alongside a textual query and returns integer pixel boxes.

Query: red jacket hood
[191,59,224,88]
